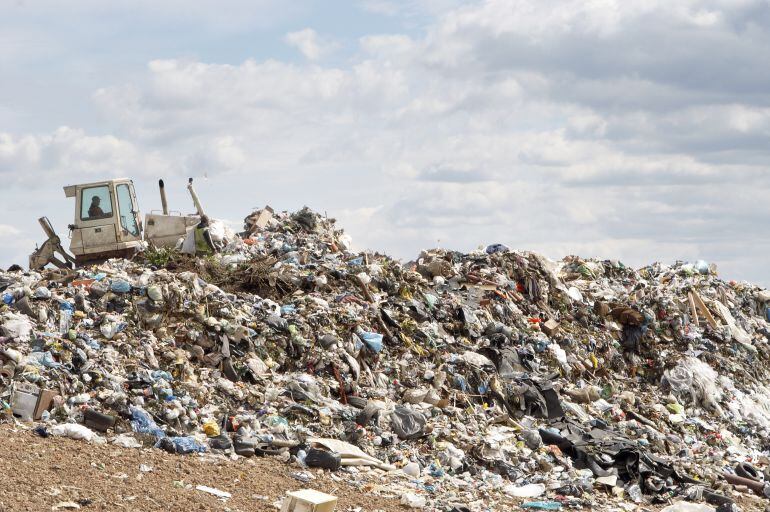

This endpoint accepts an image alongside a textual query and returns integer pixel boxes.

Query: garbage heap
[1,206,770,512]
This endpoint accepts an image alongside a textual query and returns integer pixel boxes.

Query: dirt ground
[0,423,764,512]
[0,424,402,512]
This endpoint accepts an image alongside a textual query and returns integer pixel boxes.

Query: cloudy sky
[1,0,769,286]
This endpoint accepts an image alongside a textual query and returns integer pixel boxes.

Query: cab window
[116,183,140,236]
[80,186,113,221]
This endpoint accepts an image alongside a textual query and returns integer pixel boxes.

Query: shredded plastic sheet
[663,357,724,415]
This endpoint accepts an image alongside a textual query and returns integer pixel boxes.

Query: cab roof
[63,178,133,198]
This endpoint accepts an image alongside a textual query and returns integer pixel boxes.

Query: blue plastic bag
[129,406,165,438]
[26,351,61,368]
[358,331,383,353]
[158,436,206,454]
[78,334,101,350]
[485,243,510,254]
[151,370,173,382]
[453,375,469,392]
[110,279,131,294]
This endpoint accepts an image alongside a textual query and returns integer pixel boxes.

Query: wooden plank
[691,291,718,329]
[688,292,700,326]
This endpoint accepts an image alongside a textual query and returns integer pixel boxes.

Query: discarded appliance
[11,382,55,421]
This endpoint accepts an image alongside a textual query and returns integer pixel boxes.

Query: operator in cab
[88,196,107,219]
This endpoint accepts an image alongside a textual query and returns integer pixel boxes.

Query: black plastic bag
[305,448,341,470]
[391,405,426,440]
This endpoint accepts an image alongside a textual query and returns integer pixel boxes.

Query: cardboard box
[251,206,274,230]
[280,489,337,512]
[542,319,560,336]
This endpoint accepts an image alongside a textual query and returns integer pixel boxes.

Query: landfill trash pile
[1,206,770,512]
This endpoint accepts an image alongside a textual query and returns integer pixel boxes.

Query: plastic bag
[110,279,131,294]
[661,503,715,512]
[100,321,119,340]
[485,244,510,254]
[209,434,232,450]
[400,493,426,509]
[51,423,102,442]
[33,286,51,299]
[504,483,546,498]
[1,313,33,342]
[25,351,61,368]
[207,219,232,245]
[129,406,165,438]
[304,448,342,470]
[157,436,207,454]
[663,357,723,415]
[266,315,288,332]
[694,260,710,275]
[147,285,163,301]
[113,433,142,448]
[358,331,383,353]
[391,405,427,440]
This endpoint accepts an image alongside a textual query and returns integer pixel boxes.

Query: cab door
[115,182,142,242]
[78,184,118,251]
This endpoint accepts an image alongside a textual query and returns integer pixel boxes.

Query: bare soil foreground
[0,424,765,512]
[0,424,401,512]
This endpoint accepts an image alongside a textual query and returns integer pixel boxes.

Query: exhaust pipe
[187,177,206,218]
[158,179,169,215]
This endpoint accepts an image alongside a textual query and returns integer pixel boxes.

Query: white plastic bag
[51,423,103,443]
[1,313,33,342]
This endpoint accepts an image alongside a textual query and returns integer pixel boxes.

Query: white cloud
[359,0,464,18]
[285,29,338,60]
[0,127,153,185]
[185,136,246,174]
[0,223,35,270]
[0,225,20,237]
[1,0,770,285]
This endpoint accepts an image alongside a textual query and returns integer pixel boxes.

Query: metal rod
[187,178,206,218]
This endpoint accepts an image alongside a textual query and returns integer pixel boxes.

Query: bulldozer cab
[64,179,144,264]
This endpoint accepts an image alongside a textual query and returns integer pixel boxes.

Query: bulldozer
[30,177,207,270]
